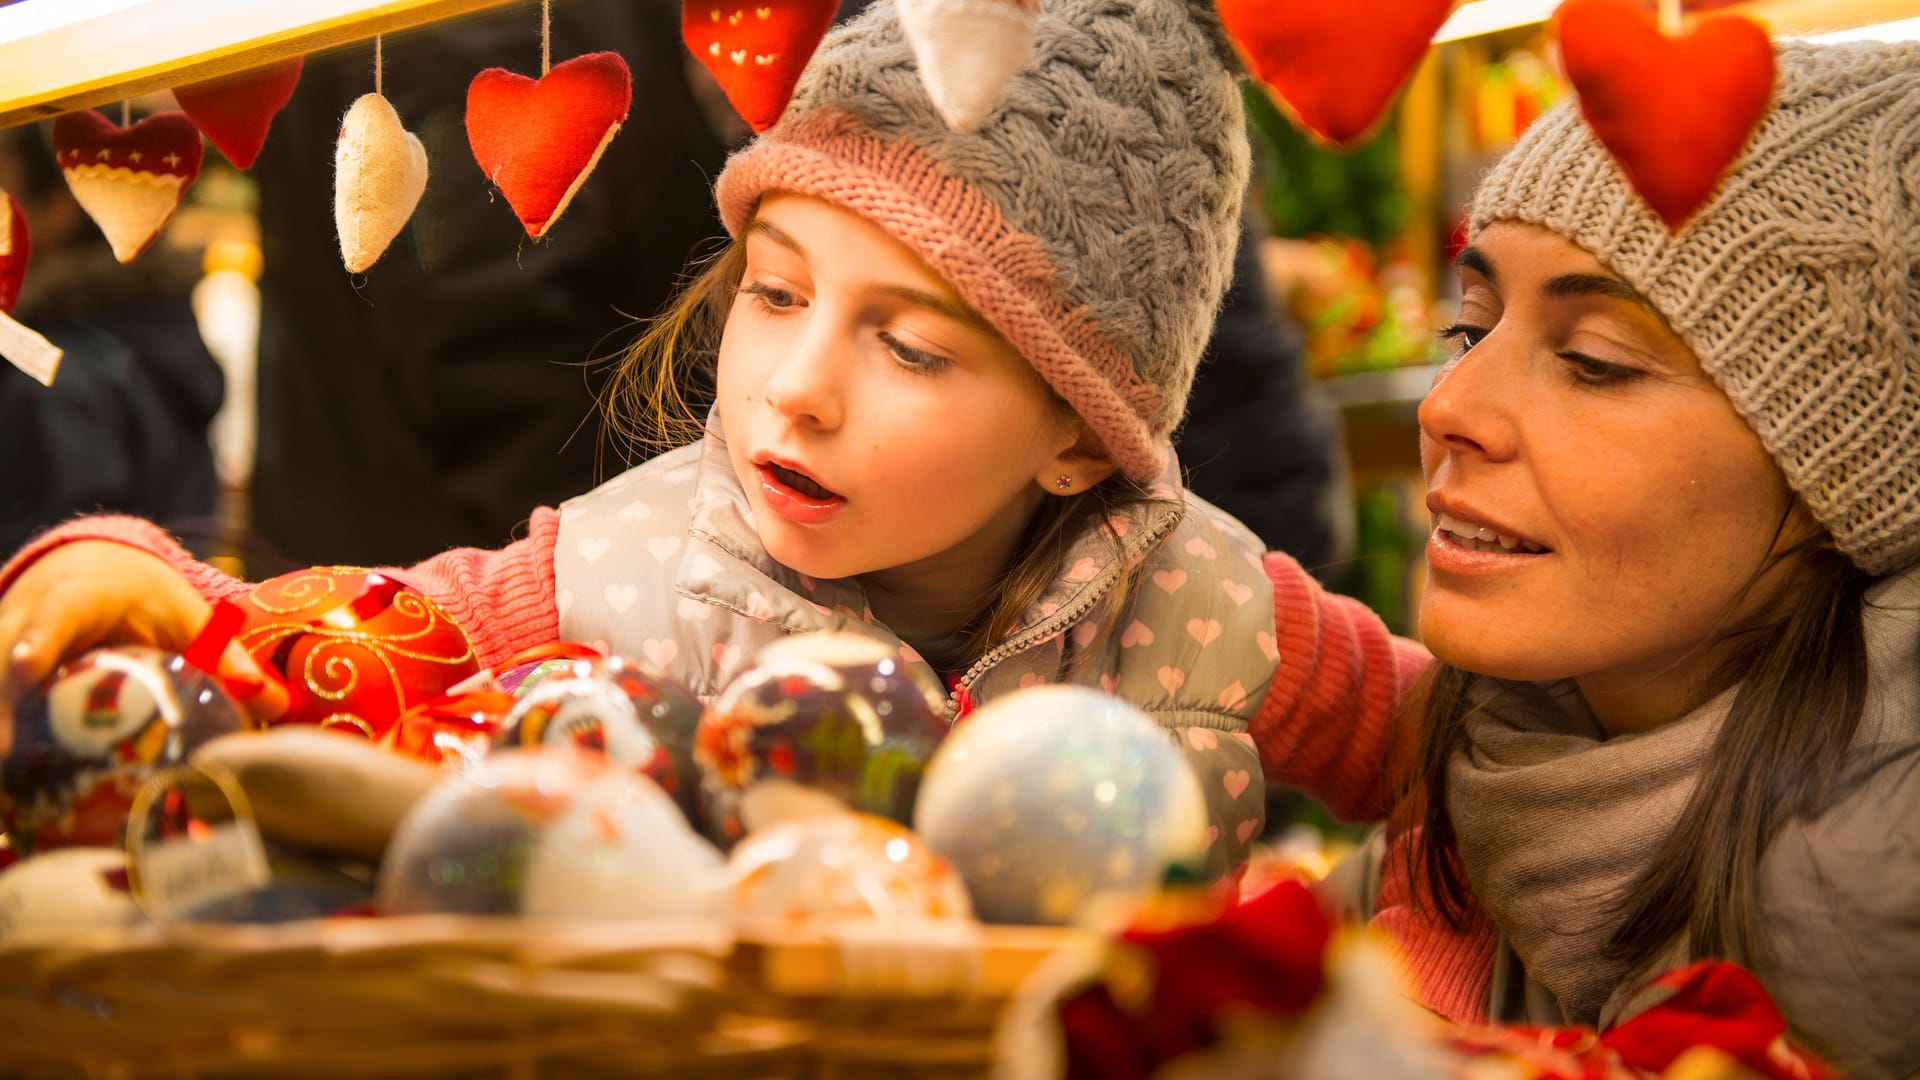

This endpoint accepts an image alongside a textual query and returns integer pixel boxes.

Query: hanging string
[541,0,552,75]
[121,100,130,127]
[1658,0,1682,36]
[375,35,384,97]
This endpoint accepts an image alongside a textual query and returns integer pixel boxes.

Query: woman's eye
[1559,352,1638,388]
[740,282,799,311]
[1436,322,1488,357]
[879,331,951,374]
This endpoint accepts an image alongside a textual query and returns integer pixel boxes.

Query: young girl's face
[1418,222,1812,734]
[714,192,1087,598]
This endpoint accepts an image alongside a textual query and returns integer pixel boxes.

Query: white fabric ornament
[896,0,1040,132]
[334,93,428,274]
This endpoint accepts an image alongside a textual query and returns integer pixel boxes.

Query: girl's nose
[760,326,844,430]
[1417,339,1519,464]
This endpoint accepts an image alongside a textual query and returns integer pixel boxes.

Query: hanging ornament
[1556,0,1775,230]
[466,51,631,239]
[50,109,202,264]
[335,40,428,273]
[0,188,59,386]
[1216,0,1454,148]
[681,0,837,133]
[171,58,303,170]
[895,0,1039,132]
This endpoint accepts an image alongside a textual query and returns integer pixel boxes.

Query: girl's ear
[1036,426,1120,496]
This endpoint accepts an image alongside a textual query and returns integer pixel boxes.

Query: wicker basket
[0,916,1086,1079]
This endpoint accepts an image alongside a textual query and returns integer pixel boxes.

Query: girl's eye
[740,282,800,311]
[1559,351,1639,388]
[878,330,951,374]
[1436,322,1488,357]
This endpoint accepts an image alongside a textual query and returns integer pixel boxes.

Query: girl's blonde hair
[602,236,1173,671]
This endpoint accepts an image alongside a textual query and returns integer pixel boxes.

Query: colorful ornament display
[913,685,1207,926]
[50,109,203,263]
[726,812,972,930]
[465,51,632,238]
[0,188,29,314]
[895,0,1039,132]
[334,92,428,273]
[377,747,724,919]
[694,632,948,847]
[1216,0,1455,147]
[0,847,144,942]
[170,58,303,170]
[231,568,480,740]
[0,646,247,856]
[495,656,706,825]
[681,0,837,133]
[1555,0,1776,229]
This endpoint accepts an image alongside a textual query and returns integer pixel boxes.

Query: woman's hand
[0,541,288,755]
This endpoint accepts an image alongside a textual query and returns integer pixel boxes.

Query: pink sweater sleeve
[0,511,565,669]
[1250,551,1430,823]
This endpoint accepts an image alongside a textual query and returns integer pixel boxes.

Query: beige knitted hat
[1470,41,1920,574]
[714,0,1249,481]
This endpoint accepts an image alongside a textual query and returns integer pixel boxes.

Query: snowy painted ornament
[0,848,144,942]
[334,92,427,273]
[727,812,972,930]
[682,0,837,132]
[895,0,1039,131]
[695,632,948,847]
[0,646,247,856]
[914,685,1207,925]
[171,58,303,170]
[377,747,724,919]
[465,51,631,238]
[51,110,202,263]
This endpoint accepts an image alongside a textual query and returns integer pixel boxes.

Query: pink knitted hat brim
[714,109,1168,481]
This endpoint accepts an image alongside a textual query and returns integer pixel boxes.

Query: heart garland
[50,110,203,264]
[172,58,304,170]
[0,189,28,315]
[1217,0,1455,148]
[1555,0,1776,229]
[335,93,429,273]
[466,51,632,239]
[682,0,837,133]
[896,0,1040,131]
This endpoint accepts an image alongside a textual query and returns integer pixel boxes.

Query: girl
[0,0,1422,877]
[1312,40,1920,1078]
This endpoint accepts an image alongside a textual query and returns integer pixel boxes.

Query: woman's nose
[1417,340,1518,463]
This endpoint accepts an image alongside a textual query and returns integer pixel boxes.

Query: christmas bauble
[726,812,972,931]
[913,685,1207,926]
[1,646,247,855]
[376,747,722,920]
[232,568,480,740]
[694,632,948,847]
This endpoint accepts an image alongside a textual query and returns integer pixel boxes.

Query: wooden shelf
[0,0,529,130]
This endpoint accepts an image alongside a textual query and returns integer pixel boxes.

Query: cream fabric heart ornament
[51,110,202,264]
[334,93,428,274]
[895,0,1040,131]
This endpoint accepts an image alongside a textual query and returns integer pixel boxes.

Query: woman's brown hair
[601,235,1174,672]
[1410,525,1877,971]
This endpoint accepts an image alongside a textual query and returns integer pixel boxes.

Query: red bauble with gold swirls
[232,568,480,740]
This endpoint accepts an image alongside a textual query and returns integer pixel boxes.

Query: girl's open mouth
[767,462,838,502]
[754,459,847,525]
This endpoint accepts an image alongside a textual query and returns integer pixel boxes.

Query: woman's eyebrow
[1455,245,1496,283]
[1541,272,1659,315]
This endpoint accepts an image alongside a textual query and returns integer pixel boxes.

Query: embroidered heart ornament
[1217,0,1454,147]
[335,92,428,273]
[0,190,29,314]
[682,0,837,133]
[172,57,303,170]
[466,51,631,238]
[51,110,202,263]
[1556,0,1776,230]
[896,0,1040,131]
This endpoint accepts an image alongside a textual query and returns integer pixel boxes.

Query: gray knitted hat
[714,0,1250,480]
[1470,41,1920,575]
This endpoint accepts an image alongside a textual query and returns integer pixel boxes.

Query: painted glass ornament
[726,811,972,930]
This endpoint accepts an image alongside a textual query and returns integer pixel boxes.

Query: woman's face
[715,192,1095,603]
[1419,222,1811,733]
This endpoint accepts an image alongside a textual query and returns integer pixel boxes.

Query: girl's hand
[0,541,288,756]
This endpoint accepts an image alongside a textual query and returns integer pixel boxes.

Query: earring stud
[1055,474,1073,491]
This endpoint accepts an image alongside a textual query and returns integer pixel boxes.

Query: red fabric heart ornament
[0,190,29,314]
[172,58,303,170]
[1217,0,1454,148]
[1556,0,1776,229]
[466,51,632,238]
[683,0,837,133]
[50,110,203,263]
